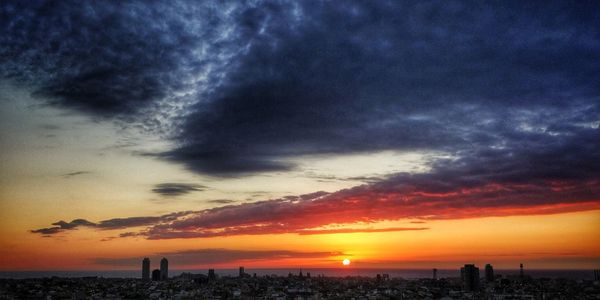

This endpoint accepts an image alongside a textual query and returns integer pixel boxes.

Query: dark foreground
[1,273,599,299]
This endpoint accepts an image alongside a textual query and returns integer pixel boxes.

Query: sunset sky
[0,1,599,271]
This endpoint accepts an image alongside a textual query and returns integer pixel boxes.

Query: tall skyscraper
[142,258,150,280]
[239,266,245,278]
[461,264,480,292]
[433,268,437,280]
[485,264,494,282]
[160,257,168,280]
[208,269,216,280]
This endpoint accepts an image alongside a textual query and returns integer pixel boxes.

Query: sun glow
[342,258,351,266]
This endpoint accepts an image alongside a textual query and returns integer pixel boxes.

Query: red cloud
[32,177,600,239]
[143,178,598,239]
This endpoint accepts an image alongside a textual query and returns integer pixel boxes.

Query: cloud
[93,248,343,267]
[207,199,237,204]
[96,216,163,229]
[62,171,90,178]
[30,211,198,235]
[152,183,205,197]
[52,219,96,229]
[30,227,63,235]
[30,218,95,235]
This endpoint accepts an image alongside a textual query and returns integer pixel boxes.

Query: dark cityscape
[1,260,599,299]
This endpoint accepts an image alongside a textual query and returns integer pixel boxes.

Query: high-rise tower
[160,257,168,280]
[461,264,480,292]
[142,258,150,280]
[485,264,494,282]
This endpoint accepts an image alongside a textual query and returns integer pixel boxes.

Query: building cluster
[143,257,169,281]
[459,263,529,293]
[0,263,599,299]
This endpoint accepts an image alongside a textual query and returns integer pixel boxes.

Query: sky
[0,1,599,271]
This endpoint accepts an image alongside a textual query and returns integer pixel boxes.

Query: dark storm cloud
[3,1,598,177]
[94,248,343,266]
[152,183,205,197]
[162,1,600,175]
[0,1,247,126]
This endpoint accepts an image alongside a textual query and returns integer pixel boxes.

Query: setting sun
[342,259,351,266]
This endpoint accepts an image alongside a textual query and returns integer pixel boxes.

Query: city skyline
[1,1,599,272]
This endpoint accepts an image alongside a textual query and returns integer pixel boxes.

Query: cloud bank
[32,175,598,239]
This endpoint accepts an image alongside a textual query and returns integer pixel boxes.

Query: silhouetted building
[151,269,160,281]
[433,268,437,280]
[208,269,216,280]
[239,266,245,278]
[160,257,168,280]
[594,269,600,281]
[142,258,150,280]
[461,264,480,292]
[520,263,524,279]
[485,264,494,282]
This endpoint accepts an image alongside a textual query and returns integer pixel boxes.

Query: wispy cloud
[62,171,91,178]
[30,211,198,236]
[152,183,206,197]
[206,199,237,205]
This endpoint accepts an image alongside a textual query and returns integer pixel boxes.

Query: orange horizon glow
[1,210,598,271]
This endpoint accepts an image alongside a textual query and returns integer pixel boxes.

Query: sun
[342,258,351,266]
